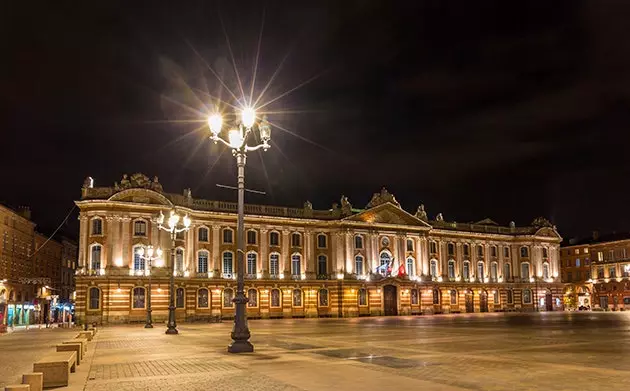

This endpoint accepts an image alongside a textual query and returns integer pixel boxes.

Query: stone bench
[56,343,82,364]
[76,330,93,341]
[33,351,76,388]
[4,384,30,390]
[22,372,43,391]
[64,338,88,355]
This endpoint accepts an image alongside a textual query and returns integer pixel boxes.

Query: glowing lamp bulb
[136,247,145,256]
[156,248,163,257]
[147,246,154,257]
[208,113,223,135]
[228,129,243,148]
[168,211,179,228]
[241,107,256,128]
[183,214,191,228]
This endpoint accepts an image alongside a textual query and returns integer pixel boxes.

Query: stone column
[304,229,313,276]
[335,231,344,273]
[186,227,194,273]
[106,216,116,269]
[121,217,131,268]
[282,230,290,274]
[371,231,379,270]
[212,226,220,273]
[260,228,268,274]
[345,230,353,273]
[78,215,87,269]
[415,237,422,276]
[365,231,373,272]
[420,237,429,277]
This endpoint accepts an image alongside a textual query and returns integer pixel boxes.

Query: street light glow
[228,129,243,148]
[241,107,256,128]
[208,113,223,135]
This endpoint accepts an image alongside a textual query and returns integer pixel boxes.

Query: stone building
[60,239,78,303]
[75,174,563,325]
[559,239,593,309]
[0,205,67,330]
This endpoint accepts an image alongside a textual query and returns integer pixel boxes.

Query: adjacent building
[559,240,593,309]
[74,173,563,325]
[0,204,73,330]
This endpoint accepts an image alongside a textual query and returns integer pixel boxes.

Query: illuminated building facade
[75,174,564,325]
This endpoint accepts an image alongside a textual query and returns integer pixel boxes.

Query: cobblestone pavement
[0,326,80,388]
[4,312,630,390]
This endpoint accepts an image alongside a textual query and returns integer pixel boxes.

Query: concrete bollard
[22,372,43,391]
[5,384,30,391]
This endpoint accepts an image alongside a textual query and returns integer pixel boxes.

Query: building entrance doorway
[383,285,398,316]
[545,293,553,311]
[465,291,474,313]
[480,290,489,312]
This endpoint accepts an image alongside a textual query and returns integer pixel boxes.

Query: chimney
[592,230,599,241]
[18,206,31,221]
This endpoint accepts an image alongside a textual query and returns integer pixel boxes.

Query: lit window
[575,249,579,255]
[584,248,589,254]
[448,260,455,279]
[406,257,415,277]
[133,246,146,271]
[491,262,498,282]
[597,251,603,261]
[292,289,302,307]
[198,251,209,274]
[358,288,368,306]
[91,218,102,235]
[291,254,301,276]
[198,227,209,242]
[223,289,234,308]
[269,232,280,246]
[319,255,328,276]
[247,253,257,275]
[223,229,233,244]
[270,289,281,307]
[134,221,147,236]
[132,287,146,309]
[317,234,327,248]
[318,289,329,307]
[247,230,257,245]
[222,252,233,276]
[90,245,102,270]
[248,289,258,307]
[269,253,279,276]
[198,288,209,308]
[379,252,391,275]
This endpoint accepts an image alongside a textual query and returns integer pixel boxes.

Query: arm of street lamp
[245,142,270,152]
[210,136,234,149]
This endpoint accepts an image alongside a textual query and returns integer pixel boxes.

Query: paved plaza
[3,312,630,390]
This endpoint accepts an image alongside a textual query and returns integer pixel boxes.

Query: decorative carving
[415,204,428,221]
[303,201,313,218]
[340,195,352,217]
[120,174,131,189]
[331,203,341,218]
[82,176,94,189]
[435,213,444,222]
[509,221,516,228]
[129,173,150,188]
[184,188,192,199]
[151,176,163,192]
[366,188,400,209]
[531,217,553,228]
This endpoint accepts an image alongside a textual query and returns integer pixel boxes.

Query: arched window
[270,289,281,307]
[198,227,209,242]
[354,255,364,276]
[463,261,470,281]
[134,220,147,237]
[291,233,301,247]
[432,289,440,305]
[90,244,102,270]
[318,289,329,307]
[507,289,514,304]
[223,289,234,308]
[176,288,185,308]
[522,289,532,304]
[317,234,327,249]
[197,288,209,308]
[521,262,530,280]
[411,289,419,305]
[447,243,455,256]
[450,290,457,305]
[542,262,550,279]
[448,260,456,280]
[247,289,258,307]
[477,262,485,282]
[292,289,302,307]
[430,259,438,277]
[88,287,100,310]
[355,235,364,249]
[223,228,233,244]
[491,262,498,282]
[318,255,328,276]
[247,230,257,245]
[358,288,368,306]
[175,248,184,272]
[291,254,301,276]
[380,252,391,267]
[504,263,511,280]
[269,231,280,246]
[406,257,415,277]
[520,246,529,258]
[133,245,146,271]
[406,239,414,252]
[132,287,146,309]
[269,253,280,277]
[222,251,233,276]
[91,218,102,235]
[247,252,257,275]
[198,251,209,274]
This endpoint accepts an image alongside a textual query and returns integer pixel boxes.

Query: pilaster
[121,217,131,268]
[281,230,290,274]
[260,228,268,274]
[212,226,220,272]
[78,216,87,268]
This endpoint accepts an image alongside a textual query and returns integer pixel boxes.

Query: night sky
[3,1,630,240]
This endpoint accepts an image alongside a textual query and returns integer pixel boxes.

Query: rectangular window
[597,251,603,261]
[198,228,209,242]
[463,263,470,280]
[134,221,146,236]
[223,229,233,244]
[291,233,301,247]
[269,232,279,246]
[575,259,581,267]
[522,289,532,304]
[247,230,257,245]
[575,249,579,255]
[507,290,513,304]
[430,242,437,254]
[355,236,363,249]
[198,252,208,273]
[269,254,279,276]
[597,267,604,279]
[359,289,368,306]
[271,289,281,307]
[318,290,329,307]
[407,239,414,252]
[504,246,510,258]
[317,234,327,248]
[464,245,470,257]
[355,256,363,276]
[491,246,497,257]
[567,272,572,282]
[584,248,589,254]
[521,263,530,280]
[247,253,257,275]
[292,289,302,307]
[448,262,455,279]
[450,290,457,305]
[610,267,616,278]
[92,219,102,235]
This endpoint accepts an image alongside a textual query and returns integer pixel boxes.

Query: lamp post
[156,210,191,335]
[208,107,271,353]
[136,245,163,328]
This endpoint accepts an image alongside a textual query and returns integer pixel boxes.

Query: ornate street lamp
[136,245,163,328]
[156,210,191,335]
[208,107,271,353]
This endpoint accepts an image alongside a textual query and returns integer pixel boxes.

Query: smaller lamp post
[136,245,163,328]
[156,210,191,335]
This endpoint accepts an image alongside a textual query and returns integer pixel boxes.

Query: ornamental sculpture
[366,187,400,208]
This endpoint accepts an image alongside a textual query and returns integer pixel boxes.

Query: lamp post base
[227,340,254,353]
[144,323,153,329]
[165,327,179,335]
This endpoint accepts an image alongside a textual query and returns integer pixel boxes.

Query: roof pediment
[108,188,173,206]
[534,226,562,240]
[343,202,431,228]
